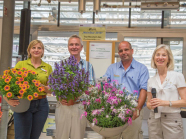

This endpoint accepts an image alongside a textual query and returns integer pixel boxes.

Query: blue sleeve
[89,63,96,85]
[103,65,112,82]
[139,66,149,91]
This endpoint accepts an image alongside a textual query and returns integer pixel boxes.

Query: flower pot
[67,99,76,105]
[60,98,78,106]
[9,98,30,113]
[87,119,129,138]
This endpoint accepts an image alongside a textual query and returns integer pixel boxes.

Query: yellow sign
[79,25,106,40]
[42,117,55,133]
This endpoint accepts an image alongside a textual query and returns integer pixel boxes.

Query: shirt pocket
[113,74,120,81]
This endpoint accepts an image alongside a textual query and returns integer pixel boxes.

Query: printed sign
[89,42,112,59]
[79,24,106,40]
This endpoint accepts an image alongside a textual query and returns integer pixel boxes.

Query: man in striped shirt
[55,35,95,139]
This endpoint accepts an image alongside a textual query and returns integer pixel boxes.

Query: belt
[37,95,46,99]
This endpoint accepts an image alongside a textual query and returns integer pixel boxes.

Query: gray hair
[68,34,83,46]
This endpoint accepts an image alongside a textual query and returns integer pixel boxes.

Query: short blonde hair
[151,44,174,70]
[27,40,44,58]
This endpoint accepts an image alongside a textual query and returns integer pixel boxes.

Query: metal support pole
[28,1,30,10]
[161,38,163,44]
[0,0,15,139]
[93,12,95,24]
[128,2,131,28]
[57,2,60,27]
[161,11,164,29]
[161,11,164,44]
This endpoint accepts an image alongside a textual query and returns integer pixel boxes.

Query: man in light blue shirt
[104,41,149,139]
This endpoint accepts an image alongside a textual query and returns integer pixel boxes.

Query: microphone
[151,88,158,113]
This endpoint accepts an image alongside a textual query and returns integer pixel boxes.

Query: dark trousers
[14,98,49,139]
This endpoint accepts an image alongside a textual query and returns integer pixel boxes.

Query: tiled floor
[39,132,103,139]
[39,120,149,139]
[39,133,53,139]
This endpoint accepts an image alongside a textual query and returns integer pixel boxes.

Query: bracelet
[135,108,140,116]
[169,101,172,107]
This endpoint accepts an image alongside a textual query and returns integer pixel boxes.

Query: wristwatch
[169,101,172,107]
[136,108,140,116]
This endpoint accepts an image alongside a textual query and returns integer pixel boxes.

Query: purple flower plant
[48,56,90,101]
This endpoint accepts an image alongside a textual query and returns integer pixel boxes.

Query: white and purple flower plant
[81,81,138,128]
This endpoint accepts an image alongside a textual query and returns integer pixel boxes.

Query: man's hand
[60,99,76,106]
[60,99,69,106]
[132,109,140,120]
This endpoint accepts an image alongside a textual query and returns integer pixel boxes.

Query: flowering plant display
[0,68,44,101]
[81,81,138,128]
[0,110,2,120]
[48,56,90,102]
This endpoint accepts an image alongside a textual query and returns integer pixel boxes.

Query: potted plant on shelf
[80,81,138,138]
[0,109,2,122]
[48,56,90,104]
[0,68,44,113]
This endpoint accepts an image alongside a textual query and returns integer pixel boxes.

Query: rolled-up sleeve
[103,65,112,79]
[89,63,96,85]
[139,66,149,91]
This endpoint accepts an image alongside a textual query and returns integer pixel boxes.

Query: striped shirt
[79,58,96,85]
[63,58,96,85]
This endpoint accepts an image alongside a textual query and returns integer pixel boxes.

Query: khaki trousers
[103,109,144,139]
[55,102,86,139]
[148,111,184,139]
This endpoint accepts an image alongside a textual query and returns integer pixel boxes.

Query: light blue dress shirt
[104,58,149,97]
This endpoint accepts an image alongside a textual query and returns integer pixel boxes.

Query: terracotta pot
[60,98,78,106]
[9,98,30,113]
[87,119,129,138]
[67,99,76,105]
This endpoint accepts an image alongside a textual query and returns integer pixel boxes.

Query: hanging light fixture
[47,0,51,3]
[93,0,101,14]
[78,0,86,14]
[38,0,41,6]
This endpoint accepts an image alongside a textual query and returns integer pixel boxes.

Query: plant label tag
[41,68,47,73]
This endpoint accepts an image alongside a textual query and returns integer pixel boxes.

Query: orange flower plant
[0,68,45,101]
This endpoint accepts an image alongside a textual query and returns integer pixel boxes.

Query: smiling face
[118,42,133,62]
[154,48,169,69]
[29,43,44,58]
[68,37,83,56]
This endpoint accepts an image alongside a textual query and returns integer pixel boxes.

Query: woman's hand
[7,99,20,107]
[150,98,166,109]
[40,84,52,94]
[4,96,20,107]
